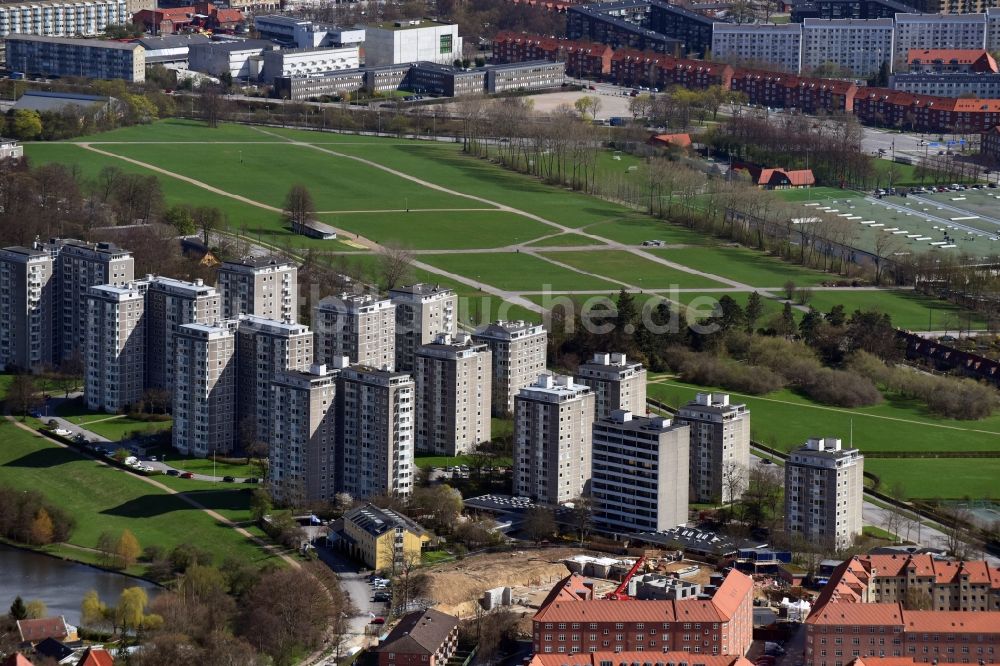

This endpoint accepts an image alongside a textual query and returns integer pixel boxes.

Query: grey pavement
[316,544,387,652]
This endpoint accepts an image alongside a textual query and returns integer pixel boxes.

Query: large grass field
[864,459,1000,501]
[539,250,727,289]
[417,252,622,292]
[650,246,834,288]
[0,420,278,570]
[647,377,1000,455]
[316,210,551,249]
[804,289,986,331]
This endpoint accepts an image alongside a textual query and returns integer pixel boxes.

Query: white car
[53,428,72,437]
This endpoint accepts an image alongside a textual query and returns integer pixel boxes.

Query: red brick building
[133,3,244,34]
[529,653,755,666]
[982,125,1000,163]
[805,603,1000,666]
[907,49,999,74]
[609,49,730,89]
[493,32,612,77]
[376,609,459,666]
[532,570,754,658]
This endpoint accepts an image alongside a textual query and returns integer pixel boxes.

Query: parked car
[53,428,72,437]
[370,617,385,625]
[166,469,180,477]
[180,472,194,479]
[222,476,236,483]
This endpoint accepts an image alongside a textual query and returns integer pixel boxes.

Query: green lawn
[647,378,1000,455]
[316,210,551,250]
[83,417,172,442]
[413,454,512,469]
[864,458,1000,500]
[76,118,288,143]
[539,250,727,289]
[0,420,278,569]
[418,252,621,292]
[97,142,471,213]
[164,455,255,479]
[649,246,833,288]
[773,187,859,203]
[804,290,986,332]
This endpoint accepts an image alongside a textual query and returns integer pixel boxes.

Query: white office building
[711,22,802,73]
[801,18,894,77]
[591,410,690,535]
[785,437,864,550]
[363,19,462,66]
[260,45,360,81]
[255,14,364,48]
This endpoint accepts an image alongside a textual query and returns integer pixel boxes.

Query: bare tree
[871,233,902,285]
[7,374,41,420]
[283,184,315,229]
[376,243,415,291]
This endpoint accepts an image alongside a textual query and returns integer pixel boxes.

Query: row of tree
[0,485,75,546]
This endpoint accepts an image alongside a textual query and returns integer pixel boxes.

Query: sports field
[25,119,981,334]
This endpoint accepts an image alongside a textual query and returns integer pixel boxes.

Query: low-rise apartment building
[906,48,998,73]
[891,72,1000,98]
[804,602,1000,666]
[591,410,689,534]
[376,609,460,666]
[485,61,565,93]
[414,333,491,456]
[340,503,429,570]
[514,374,595,504]
[6,35,145,82]
[532,569,755,657]
[819,553,1000,611]
[493,32,614,78]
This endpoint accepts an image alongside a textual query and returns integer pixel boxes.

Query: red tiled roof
[807,602,904,626]
[850,660,967,666]
[530,653,755,666]
[2,655,36,666]
[214,8,244,22]
[76,648,114,666]
[534,570,751,624]
[16,617,68,643]
[907,49,998,73]
[650,133,692,147]
[903,610,1000,634]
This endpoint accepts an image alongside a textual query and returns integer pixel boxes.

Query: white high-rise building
[337,365,415,499]
[389,283,457,372]
[173,321,238,457]
[270,362,340,504]
[144,276,220,392]
[235,315,313,444]
[676,393,751,505]
[785,437,864,550]
[363,19,462,66]
[591,410,690,534]
[314,293,396,370]
[217,255,298,323]
[513,374,594,504]
[84,282,147,414]
[414,333,491,456]
[0,0,129,39]
[711,22,803,73]
[0,246,54,372]
[472,320,547,417]
[801,18,894,77]
[574,352,647,421]
[893,13,986,69]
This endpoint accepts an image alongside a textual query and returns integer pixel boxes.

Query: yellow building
[340,504,429,571]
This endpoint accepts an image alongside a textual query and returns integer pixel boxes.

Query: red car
[180,472,194,479]
[370,617,385,625]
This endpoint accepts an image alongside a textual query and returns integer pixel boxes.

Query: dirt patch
[425,548,582,616]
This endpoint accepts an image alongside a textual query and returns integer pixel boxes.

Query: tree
[776,302,797,338]
[97,531,117,568]
[9,597,26,621]
[239,568,332,666]
[24,600,46,620]
[7,373,40,420]
[193,206,225,246]
[783,280,797,301]
[745,291,763,334]
[574,95,602,120]
[81,590,109,630]
[376,243,415,291]
[250,488,272,522]
[523,507,556,543]
[629,94,653,119]
[164,205,196,236]
[567,496,592,546]
[115,529,141,569]
[116,587,152,635]
[198,85,225,128]
[283,184,315,228]
[30,508,54,545]
[9,110,42,140]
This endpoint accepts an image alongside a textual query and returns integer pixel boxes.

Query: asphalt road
[316,544,388,651]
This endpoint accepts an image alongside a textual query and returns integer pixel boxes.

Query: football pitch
[25,119,982,331]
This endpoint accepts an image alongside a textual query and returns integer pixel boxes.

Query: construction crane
[604,556,645,600]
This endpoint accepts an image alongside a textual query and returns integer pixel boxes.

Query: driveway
[316,544,386,651]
